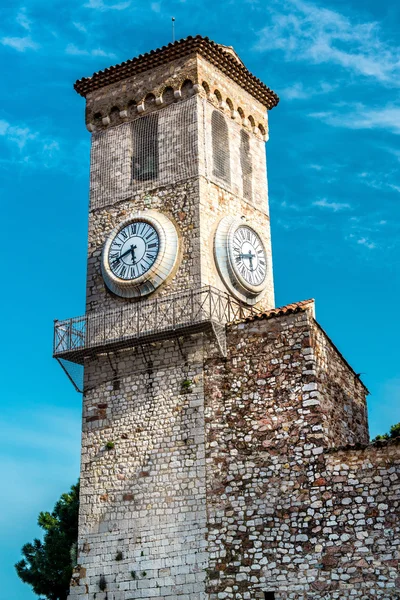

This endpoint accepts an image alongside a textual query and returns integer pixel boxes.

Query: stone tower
[54,36,400,600]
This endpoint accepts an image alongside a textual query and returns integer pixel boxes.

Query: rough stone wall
[70,335,211,599]
[312,321,369,447]
[203,310,400,600]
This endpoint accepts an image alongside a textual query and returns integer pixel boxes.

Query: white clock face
[214,216,269,305]
[101,211,179,299]
[108,221,160,281]
[231,226,266,287]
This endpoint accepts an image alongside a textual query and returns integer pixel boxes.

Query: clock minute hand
[115,247,132,261]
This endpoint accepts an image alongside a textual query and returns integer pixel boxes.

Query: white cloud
[65,43,116,58]
[84,0,131,10]
[313,198,351,211]
[357,237,376,249]
[73,21,88,33]
[0,119,37,148]
[1,35,38,52]
[255,0,400,86]
[310,104,400,135]
[280,80,337,100]
[16,8,31,31]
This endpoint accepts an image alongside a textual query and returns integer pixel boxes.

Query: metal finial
[172,17,175,42]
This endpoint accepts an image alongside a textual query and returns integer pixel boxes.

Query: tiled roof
[74,35,279,109]
[240,299,315,323]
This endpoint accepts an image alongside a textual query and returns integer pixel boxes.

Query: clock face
[214,216,269,304]
[108,221,160,281]
[231,226,266,287]
[101,211,179,299]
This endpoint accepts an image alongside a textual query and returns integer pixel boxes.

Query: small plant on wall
[105,441,115,450]
[181,379,193,392]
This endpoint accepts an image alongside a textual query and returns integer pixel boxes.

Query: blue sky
[1,0,399,597]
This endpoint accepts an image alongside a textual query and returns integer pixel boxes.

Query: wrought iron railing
[53,286,258,361]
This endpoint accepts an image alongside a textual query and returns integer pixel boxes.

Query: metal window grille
[240,129,253,201]
[89,95,267,211]
[132,113,159,182]
[89,95,199,211]
[211,110,231,185]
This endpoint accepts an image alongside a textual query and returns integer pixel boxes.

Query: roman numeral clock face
[214,216,269,305]
[108,222,159,280]
[101,212,179,299]
[232,226,266,287]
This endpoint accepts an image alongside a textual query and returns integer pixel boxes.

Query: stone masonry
[65,37,400,600]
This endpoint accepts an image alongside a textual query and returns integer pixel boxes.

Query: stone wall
[70,334,213,599]
[203,308,400,600]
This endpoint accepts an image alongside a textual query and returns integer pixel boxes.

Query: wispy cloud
[1,35,38,52]
[16,8,32,31]
[310,104,400,134]
[280,80,337,100]
[65,43,116,58]
[84,0,131,10]
[356,236,376,249]
[313,198,351,211]
[73,21,88,33]
[0,119,37,149]
[255,0,400,86]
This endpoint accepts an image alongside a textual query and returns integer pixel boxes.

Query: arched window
[240,129,252,201]
[211,110,230,184]
[132,113,159,182]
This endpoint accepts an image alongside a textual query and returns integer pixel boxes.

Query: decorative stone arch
[258,123,268,140]
[161,86,175,105]
[127,99,137,118]
[248,115,255,129]
[109,106,120,124]
[237,107,245,121]
[93,112,103,127]
[144,93,156,111]
[180,79,194,99]
[201,81,211,99]
[214,89,222,104]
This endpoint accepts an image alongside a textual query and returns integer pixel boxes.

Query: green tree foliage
[372,422,400,442]
[15,482,79,600]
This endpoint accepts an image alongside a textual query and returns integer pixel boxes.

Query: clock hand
[130,244,137,264]
[113,247,132,262]
[239,251,255,270]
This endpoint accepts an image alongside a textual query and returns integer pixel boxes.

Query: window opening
[132,113,159,182]
[264,592,276,600]
[240,129,252,201]
[211,110,231,184]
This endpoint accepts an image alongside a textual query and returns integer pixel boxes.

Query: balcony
[53,286,259,367]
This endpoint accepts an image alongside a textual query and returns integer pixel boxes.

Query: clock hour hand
[130,244,137,264]
[239,251,255,270]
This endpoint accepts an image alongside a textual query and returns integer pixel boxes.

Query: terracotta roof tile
[74,35,279,109]
[238,299,315,323]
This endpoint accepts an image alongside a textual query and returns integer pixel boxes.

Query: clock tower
[55,36,278,599]
[53,35,398,600]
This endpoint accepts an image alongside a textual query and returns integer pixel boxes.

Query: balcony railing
[53,286,258,364]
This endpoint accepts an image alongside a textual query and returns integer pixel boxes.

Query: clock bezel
[214,215,268,305]
[101,210,179,299]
